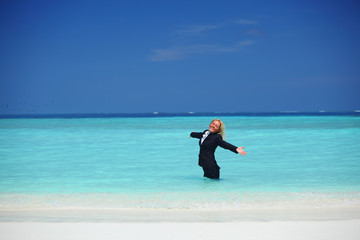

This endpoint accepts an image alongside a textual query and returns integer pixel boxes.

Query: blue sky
[1,0,359,114]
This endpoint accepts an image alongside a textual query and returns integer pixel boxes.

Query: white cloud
[148,19,259,62]
[149,47,187,62]
[149,41,255,62]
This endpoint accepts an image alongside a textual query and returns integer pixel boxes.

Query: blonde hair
[212,119,226,140]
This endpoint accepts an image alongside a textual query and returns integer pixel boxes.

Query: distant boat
[153,112,159,114]
[355,110,360,113]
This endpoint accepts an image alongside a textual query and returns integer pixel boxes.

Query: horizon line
[0,110,359,119]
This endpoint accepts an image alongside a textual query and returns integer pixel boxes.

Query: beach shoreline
[1,207,360,222]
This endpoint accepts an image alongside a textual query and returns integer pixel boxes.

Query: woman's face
[209,120,221,133]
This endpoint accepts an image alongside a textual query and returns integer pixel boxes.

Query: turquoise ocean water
[1,114,360,209]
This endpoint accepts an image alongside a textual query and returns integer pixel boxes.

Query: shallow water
[1,115,359,209]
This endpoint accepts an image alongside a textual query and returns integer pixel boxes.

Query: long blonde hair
[212,119,226,140]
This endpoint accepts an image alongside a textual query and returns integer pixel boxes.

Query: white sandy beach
[1,220,360,240]
[1,208,360,240]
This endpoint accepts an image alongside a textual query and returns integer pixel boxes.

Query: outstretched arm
[218,136,247,156]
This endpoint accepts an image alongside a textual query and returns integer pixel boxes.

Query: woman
[190,119,247,179]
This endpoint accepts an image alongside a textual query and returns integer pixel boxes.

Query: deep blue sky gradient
[1,0,359,114]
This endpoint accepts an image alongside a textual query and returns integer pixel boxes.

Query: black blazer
[190,130,238,168]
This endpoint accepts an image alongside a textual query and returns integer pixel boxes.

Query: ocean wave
[1,191,360,210]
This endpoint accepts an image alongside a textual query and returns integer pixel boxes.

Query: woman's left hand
[236,147,247,156]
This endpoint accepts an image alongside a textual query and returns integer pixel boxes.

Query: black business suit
[190,130,238,179]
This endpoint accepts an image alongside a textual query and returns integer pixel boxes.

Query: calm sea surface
[1,114,360,209]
